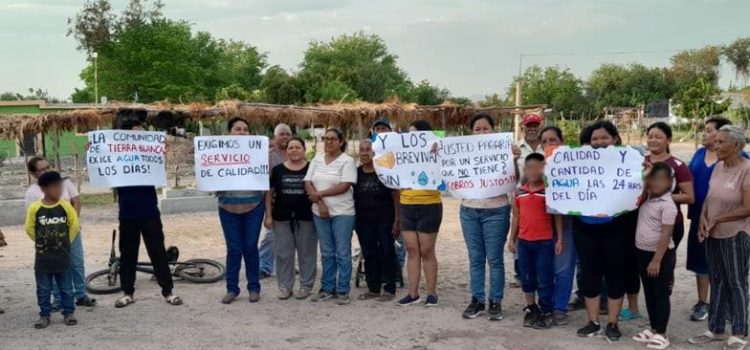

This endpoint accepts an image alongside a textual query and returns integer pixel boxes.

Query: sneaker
[554,311,569,325]
[619,308,643,321]
[425,295,438,307]
[295,289,311,300]
[524,304,542,328]
[75,296,97,307]
[396,294,421,306]
[278,289,293,300]
[221,292,238,304]
[462,298,486,319]
[378,292,396,302]
[63,314,78,326]
[248,292,260,303]
[577,322,602,337]
[487,301,503,321]
[605,323,621,341]
[533,313,554,329]
[311,291,335,302]
[691,301,710,321]
[569,297,586,311]
[336,294,351,305]
[34,316,51,329]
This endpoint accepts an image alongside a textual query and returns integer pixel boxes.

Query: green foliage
[555,119,582,146]
[0,88,61,102]
[673,77,729,119]
[261,66,302,105]
[0,150,7,167]
[316,80,358,103]
[297,32,410,103]
[507,66,586,116]
[478,93,507,107]
[669,46,723,89]
[448,97,473,106]
[409,80,449,105]
[586,63,675,112]
[724,38,750,83]
[70,87,95,103]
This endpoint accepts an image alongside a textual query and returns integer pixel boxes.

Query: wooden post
[514,81,522,141]
[54,129,61,170]
[441,109,446,135]
[19,137,30,186]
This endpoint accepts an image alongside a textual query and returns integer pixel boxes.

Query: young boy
[25,171,80,329]
[508,153,563,329]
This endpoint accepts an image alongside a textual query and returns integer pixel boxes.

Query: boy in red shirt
[508,153,563,329]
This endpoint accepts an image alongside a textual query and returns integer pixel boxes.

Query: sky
[0,0,749,102]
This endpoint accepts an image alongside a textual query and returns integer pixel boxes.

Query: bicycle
[85,230,226,294]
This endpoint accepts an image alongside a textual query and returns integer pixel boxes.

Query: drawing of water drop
[418,171,429,186]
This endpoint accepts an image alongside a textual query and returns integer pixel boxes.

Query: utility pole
[514,54,524,140]
[93,52,99,105]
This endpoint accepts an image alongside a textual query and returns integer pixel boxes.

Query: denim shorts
[400,203,442,233]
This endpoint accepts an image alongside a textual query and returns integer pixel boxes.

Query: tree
[669,46,723,89]
[298,32,411,103]
[409,80,450,105]
[478,93,507,107]
[724,37,750,84]
[507,65,587,116]
[673,77,729,119]
[261,66,302,105]
[586,63,676,112]
[67,0,116,56]
[0,89,61,102]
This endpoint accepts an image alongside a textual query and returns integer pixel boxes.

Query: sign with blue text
[438,133,516,199]
[372,131,442,190]
[194,136,270,192]
[86,130,167,188]
[545,145,644,216]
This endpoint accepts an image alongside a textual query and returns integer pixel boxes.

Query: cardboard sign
[372,131,442,190]
[86,130,167,188]
[545,145,644,216]
[439,133,516,199]
[194,136,270,192]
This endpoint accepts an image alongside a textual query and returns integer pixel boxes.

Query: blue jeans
[313,215,355,295]
[259,229,274,275]
[553,219,577,313]
[518,239,555,314]
[219,204,265,295]
[52,232,86,303]
[460,205,510,302]
[36,270,74,317]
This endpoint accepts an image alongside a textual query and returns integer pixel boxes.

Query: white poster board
[194,136,270,192]
[438,133,516,199]
[372,131,442,190]
[545,145,644,216]
[86,130,167,188]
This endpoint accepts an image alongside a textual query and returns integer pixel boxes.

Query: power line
[520,49,683,58]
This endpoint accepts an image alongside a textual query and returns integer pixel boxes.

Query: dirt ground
[0,142,734,349]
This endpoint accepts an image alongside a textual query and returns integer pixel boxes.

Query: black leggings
[637,248,675,334]
[119,218,174,297]
[573,214,639,300]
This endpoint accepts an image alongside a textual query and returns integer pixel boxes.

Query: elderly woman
[305,128,357,305]
[217,117,266,304]
[24,156,96,308]
[689,125,750,350]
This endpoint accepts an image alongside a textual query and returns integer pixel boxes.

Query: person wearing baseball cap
[369,117,393,142]
[515,114,544,176]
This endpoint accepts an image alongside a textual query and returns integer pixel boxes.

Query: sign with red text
[372,131,442,190]
[87,130,167,188]
[194,136,270,191]
[545,145,644,216]
[438,133,516,199]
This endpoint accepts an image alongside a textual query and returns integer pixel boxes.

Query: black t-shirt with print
[31,205,72,273]
[270,163,313,221]
[353,166,395,223]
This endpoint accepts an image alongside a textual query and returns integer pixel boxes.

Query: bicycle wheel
[175,259,225,283]
[86,268,122,294]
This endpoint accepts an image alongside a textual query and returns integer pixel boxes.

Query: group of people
[16,112,750,350]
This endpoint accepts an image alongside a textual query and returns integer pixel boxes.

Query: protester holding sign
[396,120,442,308]
[686,117,740,322]
[216,117,266,305]
[458,114,512,320]
[305,128,357,305]
[265,137,316,301]
[353,139,400,302]
[540,126,576,325]
[572,120,638,341]
[109,121,181,308]
[24,157,97,309]
[689,125,750,349]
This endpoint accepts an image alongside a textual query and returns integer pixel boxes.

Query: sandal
[726,336,749,350]
[633,329,655,343]
[34,316,51,329]
[114,295,135,308]
[63,314,78,326]
[689,331,727,344]
[647,334,670,350]
[165,295,183,306]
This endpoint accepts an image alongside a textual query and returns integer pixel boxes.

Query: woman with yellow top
[396,120,442,307]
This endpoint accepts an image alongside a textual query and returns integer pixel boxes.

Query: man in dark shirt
[112,120,182,308]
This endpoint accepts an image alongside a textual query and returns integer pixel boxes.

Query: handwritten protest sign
[87,130,167,188]
[545,145,644,216]
[372,131,441,190]
[194,136,270,192]
[438,133,516,199]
